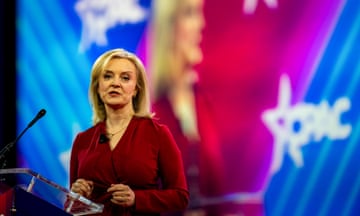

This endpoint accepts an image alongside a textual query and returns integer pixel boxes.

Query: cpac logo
[262,74,352,174]
[75,0,148,52]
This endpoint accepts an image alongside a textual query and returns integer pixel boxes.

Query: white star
[262,74,292,174]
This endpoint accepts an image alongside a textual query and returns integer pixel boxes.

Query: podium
[0,168,104,216]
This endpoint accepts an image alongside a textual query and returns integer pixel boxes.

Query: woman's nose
[111,77,121,86]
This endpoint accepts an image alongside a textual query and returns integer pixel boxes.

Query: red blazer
[69,116,189,215]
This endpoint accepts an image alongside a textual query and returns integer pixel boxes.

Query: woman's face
[174,0,204,66]
[98,58,138,110]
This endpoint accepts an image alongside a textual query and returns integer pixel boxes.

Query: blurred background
[1,0,360,215]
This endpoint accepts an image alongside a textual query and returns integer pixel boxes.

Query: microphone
[99,134,109,144]
[0,109,47,168]
[27,108,46,128]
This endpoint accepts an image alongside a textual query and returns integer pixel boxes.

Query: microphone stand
[0,124,32,168]
[0,109,46,169]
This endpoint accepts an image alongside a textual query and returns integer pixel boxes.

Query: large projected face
[173,0,204,66]
[16,0,360,215]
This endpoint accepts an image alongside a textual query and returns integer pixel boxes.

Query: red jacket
[69,116,189,215]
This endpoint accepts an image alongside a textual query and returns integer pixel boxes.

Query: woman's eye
[121,76,130,81]
[103,74,112,79]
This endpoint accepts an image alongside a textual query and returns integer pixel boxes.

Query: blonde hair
[89,48,153,124]
[149,0,204,100]
[149,0,181,100]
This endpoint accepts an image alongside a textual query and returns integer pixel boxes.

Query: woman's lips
[109,91,120,96]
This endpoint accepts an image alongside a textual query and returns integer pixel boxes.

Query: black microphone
[99,134,109,144]
[0,109,47,168]
[27,108,46,128]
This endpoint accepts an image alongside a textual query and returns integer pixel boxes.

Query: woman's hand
[107,183,135,207]
[71,178,94,198]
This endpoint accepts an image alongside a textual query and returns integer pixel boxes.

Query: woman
[69,48,189,215]
[149,0,204,141]
[148,0,205,212]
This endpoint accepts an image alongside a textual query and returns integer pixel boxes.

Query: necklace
[106,115,133,139]
[106,123,129,139]
[106,126,126,139]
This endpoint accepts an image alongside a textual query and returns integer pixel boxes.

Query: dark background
[0,0,17,168]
